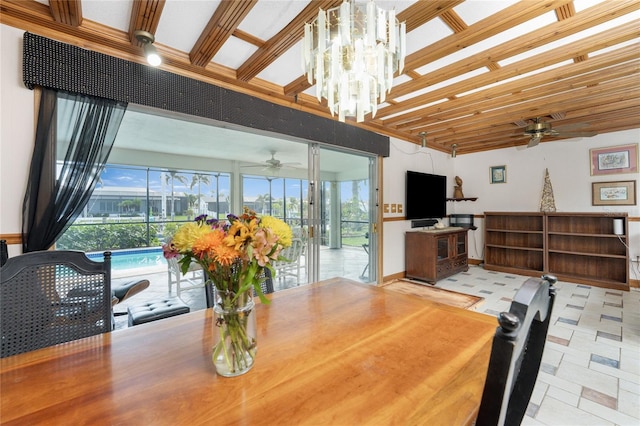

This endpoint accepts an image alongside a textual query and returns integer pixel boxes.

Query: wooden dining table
[1,277,497,425]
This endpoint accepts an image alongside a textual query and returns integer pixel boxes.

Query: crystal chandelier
[303,0,406,122]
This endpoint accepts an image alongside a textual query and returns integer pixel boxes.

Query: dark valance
[22,32,389,157]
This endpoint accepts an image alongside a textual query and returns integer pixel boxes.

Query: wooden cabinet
[484,212,629,290]
[405,228,468,284]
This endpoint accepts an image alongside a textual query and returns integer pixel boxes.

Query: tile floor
[436,267,640,426]
[112,263,640,426]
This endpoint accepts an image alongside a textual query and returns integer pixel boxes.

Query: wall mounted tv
[405,171,446,220]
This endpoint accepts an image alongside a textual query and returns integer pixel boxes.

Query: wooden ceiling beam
[232,28,263,48]
[439,9,467,33]
[437,108,640,153]
[388,0,638,102]
[399,0,464,32]
[419,80,640,137]
[236,0,343,82]
[408,76,640,140]
[428,99,637,147]
[396,50,640,131]
[49,0,82,27]
[190,0,258,67]
[403,0,572,72]
[379,21,640,122]
[555,2,576,21]
[128,0,165,47]
[394,99,640,151]
[396,58,640,131]
[417,82,640,143]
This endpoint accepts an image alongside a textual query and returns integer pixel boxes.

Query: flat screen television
[405,171,446,220]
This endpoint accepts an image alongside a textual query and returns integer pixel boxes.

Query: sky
[97,164,368,201]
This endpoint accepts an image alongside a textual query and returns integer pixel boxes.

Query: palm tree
[190,173,211,215]
[254,194,268,214]
[165,170,189,221]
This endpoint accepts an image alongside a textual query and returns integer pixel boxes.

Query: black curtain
[22,88,127,252]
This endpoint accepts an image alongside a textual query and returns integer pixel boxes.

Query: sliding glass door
[307,145,377,284]
[241,144,377,288]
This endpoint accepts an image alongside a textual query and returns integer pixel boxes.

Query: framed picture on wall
[592,180,636,206]
[590,144,638,175]
[490,165,507,184]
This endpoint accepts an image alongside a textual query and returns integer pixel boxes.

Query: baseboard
[383,271,406,283]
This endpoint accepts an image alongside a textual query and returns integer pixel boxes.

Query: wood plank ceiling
[1,0,639,155]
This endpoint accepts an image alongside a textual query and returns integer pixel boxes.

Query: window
[242,175,307,228]
[57,164,230,251]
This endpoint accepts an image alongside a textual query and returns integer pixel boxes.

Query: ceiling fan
[519,117,598,148]
[242,151,300,172]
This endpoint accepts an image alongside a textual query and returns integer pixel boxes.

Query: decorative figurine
[453,175,464,199]
[540,168,556,212]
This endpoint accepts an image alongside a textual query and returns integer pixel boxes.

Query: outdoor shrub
[57,223,160,252]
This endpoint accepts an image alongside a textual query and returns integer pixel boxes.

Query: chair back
[0,250,112,358]
[260,267,275,295]
[203,264,275,309]
[272,238,306,280]
[476,275,557,426]
[0,240,8,267]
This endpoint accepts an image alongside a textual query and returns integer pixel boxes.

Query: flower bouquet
[163,208,292,376]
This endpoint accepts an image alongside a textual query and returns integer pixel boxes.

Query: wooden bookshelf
[484,212,544,276]
[546,213,629,289]
[484,212,629,290]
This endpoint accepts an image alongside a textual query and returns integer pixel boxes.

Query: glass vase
[212,291,257,377]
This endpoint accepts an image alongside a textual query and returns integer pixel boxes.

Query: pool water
[87,248,167,271]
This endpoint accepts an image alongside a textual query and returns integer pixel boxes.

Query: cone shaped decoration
[540,168,556,212]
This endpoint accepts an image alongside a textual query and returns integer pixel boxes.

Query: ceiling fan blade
[554,122,590,131]
[551,131,598,138]
[528,136,541,148]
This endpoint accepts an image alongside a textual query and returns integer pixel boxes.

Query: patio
[111,245,370,329]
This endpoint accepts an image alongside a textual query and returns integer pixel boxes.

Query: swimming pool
[87,248,166,271]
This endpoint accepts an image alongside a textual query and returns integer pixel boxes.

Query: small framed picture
[590,144,638,175]
[490,165,507,184]
[592,180,636,206]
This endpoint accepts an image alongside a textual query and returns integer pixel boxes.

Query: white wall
[2,25,639,281]
[0,26,36,256]
[382,130,640,281]
[382,140,455,276]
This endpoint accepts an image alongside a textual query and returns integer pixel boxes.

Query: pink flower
[162,241,180,259]
[251,229,280,267]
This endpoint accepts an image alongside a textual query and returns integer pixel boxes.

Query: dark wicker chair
[204,266,275,309]
[476,274,557,426]
[0,239,8,267]
[0,250,113,358]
